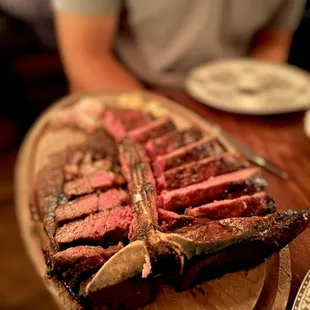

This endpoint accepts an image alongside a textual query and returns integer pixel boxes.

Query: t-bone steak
[27,98,310,310]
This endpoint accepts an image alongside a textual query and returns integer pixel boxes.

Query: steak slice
[119,138,158,241]
[158,208,211,231]
[158,167,266,211]
[63,171,125,199]
[36,158,65,248]
[53,244,123,269]
[56,194,98,225]
[53,244,123,293]
[145,127,203,160]
[118,111,153,131]
[103,110,127,142]
[157,152,248,191]
[55,205,132,247]
[128,118,175,143]
[98,189,129,210]
[55,189,129,224]
[166,210,310,289]
[153,136,224,177]
[185,192,275,219]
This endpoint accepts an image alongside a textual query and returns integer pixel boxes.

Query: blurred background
[0,1,310,309]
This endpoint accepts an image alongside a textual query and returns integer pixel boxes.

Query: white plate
[185,59,310,115]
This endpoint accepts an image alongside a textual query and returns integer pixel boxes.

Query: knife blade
[207,120,289,180]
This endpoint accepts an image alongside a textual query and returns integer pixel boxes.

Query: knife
[207,120,290,180]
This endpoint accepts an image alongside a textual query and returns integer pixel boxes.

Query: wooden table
[156,89,310,309]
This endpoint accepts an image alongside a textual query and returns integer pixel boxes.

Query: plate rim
[185,59,310,115]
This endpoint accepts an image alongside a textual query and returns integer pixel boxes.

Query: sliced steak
[185,192,275,218]
[53,244,123,268]
[36,158,65,248]
[153,137,224,177]
[118,112,153,131]
[64,150,84,181]
[103,110,127,142]
[157,152,248,191]
[55,205,132,247]
[119,138,158,240]
[63,171,125,199]
[56,194,98,225]
[168,210,310,289]
[88,170,125,189]
[53,244,123,293]
[128,118,175,143]
[158,208,211,231]
[145,127,203,160]
[80,158,113,177]
[98,189,129,210]
[55,189,129,224]
[158,167,266,211]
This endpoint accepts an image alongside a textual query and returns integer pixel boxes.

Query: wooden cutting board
[15,91,291,310]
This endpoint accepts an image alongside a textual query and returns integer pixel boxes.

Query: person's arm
[249,29,293,63]
[54,5,142,92]
[249,0,305,63]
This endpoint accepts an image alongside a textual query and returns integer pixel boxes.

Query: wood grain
[15,91,293,310]
[156,89,310,309]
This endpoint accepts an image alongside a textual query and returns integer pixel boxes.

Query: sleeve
[52,0,121,15]
[267,0,306,31]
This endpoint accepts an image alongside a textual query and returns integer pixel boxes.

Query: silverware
[207,120,289,180]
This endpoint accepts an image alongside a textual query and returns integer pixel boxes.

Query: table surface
[156,89,310,309]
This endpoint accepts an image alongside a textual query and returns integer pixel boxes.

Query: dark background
[0,3,310,310]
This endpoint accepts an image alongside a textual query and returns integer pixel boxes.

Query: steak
[55,189,129,224]
[63,171,125,199]
[168,210,310,289]
[53,244,123,293]
[106,108,153,131]
[98,189,129,209]
[128,118,175,143]
[185,192,275,218]
[103,110,127,142]
[158,208,211,231]
[157,152,248,191]
[36,159,65,247]
[53,244,123,268]
[153,136,225,177]
[55,205,132,247]
[158,167,266,210]
[145,127,203,160]
[29,104,310,310]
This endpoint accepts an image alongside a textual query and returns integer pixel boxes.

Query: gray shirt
[53,0,305,87]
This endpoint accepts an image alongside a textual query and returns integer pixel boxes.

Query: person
[53,0,305,92]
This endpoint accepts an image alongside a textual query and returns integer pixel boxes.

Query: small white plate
[185,59,310,115]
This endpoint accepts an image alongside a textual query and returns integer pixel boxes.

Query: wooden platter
[15,91,292,310]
